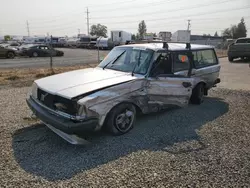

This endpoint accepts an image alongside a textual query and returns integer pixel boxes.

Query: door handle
[182,82,192,88]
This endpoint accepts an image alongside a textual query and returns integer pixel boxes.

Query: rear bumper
[26,96,98,134]
[228,51,250,57]
[214,78,221,84]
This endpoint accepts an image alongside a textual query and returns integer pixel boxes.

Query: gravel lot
[0,57,250,187]
[0,87,250,187]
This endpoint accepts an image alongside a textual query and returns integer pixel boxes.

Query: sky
[0,0,249,37]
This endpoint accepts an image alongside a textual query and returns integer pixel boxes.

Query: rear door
[191,49,220,87]
[146,52,194,108]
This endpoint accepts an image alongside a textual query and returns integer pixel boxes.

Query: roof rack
[162,41,191,50]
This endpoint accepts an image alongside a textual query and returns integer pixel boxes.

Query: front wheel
[6,51,15,59]
[32,51,38,57]
[228,56,234,62]
[106,103,136,136]
[190,83,205,105]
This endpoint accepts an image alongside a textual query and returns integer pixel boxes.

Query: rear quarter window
[192,49,217,69]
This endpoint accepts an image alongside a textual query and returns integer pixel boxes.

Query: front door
[147,76,193,108]
[146,51,193,108]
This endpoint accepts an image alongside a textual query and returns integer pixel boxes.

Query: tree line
[90,18,247,40]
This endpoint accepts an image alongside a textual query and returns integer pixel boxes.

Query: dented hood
[35,67,137,99]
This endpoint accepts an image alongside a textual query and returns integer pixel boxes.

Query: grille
[37,88,77,115]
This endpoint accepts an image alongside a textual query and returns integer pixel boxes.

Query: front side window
[192,50,217,68]
[98,47,153,75]
[150,52,172,76]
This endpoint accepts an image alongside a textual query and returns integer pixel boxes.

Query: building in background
[190,35,224,48]
[158,31,172,41]
[171,30,191,43]
[111,30,132,45]
[143,33,155,40]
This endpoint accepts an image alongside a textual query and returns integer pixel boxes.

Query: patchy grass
[5,75,20,81]
[0,64,97,87]
[216,49,227,58]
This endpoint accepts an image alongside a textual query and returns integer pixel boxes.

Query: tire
[6,51,15,59]
[190,83,205,105]
[106,103,136,136]
[32,51,38,57]
[228,56,234,62]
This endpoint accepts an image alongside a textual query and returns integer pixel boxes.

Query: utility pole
[50,35,54,73]
[86,7,90,36]
[26,20,30,36]
[187,20,191,31]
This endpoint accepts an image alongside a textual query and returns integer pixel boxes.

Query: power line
[90,6,250,25]
[90,0,238,20]
[87,0,137,8]
[25,15,250,30]
[90,0,180,13]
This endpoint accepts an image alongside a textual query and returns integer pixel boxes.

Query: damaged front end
[26,83,100,144]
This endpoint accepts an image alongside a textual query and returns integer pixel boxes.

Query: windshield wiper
[103,51,126,70]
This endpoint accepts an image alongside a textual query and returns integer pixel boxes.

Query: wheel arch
[101,101,142,129]
[193,81,207,95]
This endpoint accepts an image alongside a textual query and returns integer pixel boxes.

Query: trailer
[110,30,132,45]
[96,37,114,50]
[171,30,191,43]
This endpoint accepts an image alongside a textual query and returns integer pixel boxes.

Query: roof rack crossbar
[162,41,191,50]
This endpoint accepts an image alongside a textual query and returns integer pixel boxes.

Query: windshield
[98,47,154,75]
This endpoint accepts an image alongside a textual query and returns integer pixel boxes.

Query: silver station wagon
[27,42,221,144]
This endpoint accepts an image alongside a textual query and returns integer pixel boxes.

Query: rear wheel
[228,56,234,62]
[6,51,15,59]
[190,83,205,105]
[106,103,136,135]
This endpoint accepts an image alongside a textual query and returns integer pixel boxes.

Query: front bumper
[26,96,98,135]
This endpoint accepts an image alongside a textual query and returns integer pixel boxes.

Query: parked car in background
[26,42,221,144]
[228,37,250,62]
[18,44,64,57]
[0,45,16,58]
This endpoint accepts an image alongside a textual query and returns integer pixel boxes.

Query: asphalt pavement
[0,48,109,69]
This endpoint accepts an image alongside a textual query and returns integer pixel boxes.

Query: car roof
[237,37,250,39]
[117,42,214,51]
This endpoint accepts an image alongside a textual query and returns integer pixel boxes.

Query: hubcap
[33,52,38,57]
[8,53,14,58]
[115,110,134,132]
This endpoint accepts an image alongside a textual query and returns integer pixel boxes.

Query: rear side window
[192,50,217,68]
[173,53,190,72]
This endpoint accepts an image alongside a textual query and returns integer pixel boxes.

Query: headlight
[31,82,38,99]
[77,105,87,116]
